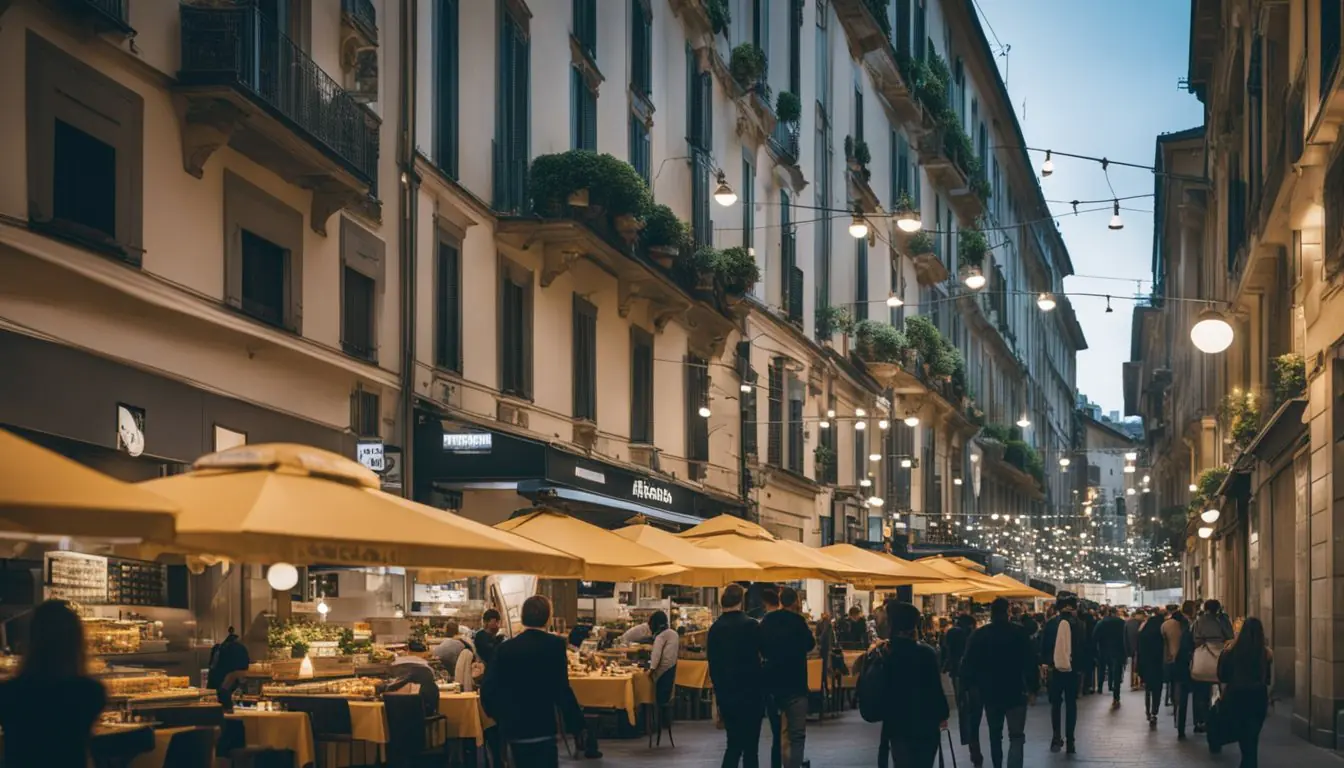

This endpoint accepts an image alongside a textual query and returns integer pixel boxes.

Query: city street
[599,688,1343,767]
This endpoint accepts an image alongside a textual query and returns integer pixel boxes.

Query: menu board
[45,552,167,607]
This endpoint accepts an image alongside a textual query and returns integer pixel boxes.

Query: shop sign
[381,446,403,492]
[116,403,146,457]
[574,467,606,485]
[442,432,493,453]
[356,439,385,472]
[630,478,673,505]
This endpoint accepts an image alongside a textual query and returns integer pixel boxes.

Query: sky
[974,0,1205,415]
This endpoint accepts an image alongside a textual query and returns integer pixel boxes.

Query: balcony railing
[341,0,378,43]
[179,3,379,185]
[768,120,800,164]
[58,0,134,34]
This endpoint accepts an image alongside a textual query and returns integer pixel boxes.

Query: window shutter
[767,358,784,467]
[583,84,597,151]
[631,329,654,443]
[435,0,459,178]
[436,240,460,371]
[572,295,597,420]
[895,0,910,57]
[225,225,243,308]
[286,246,303,333]
[855,239,868,320]
[854,421,867,486]
[787,392,803,473]
[686,45,695,145]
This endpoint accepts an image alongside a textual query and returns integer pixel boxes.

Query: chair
[162,727,217,768]
[384,692,449,768]
[277,696,373,767]
[647,670,675,748]
[149,703,226,729]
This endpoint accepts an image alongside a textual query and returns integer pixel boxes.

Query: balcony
[918,129,986,222]
[175,3,381,235]
[831,0,890,57]
[341,0,378,47]
[54,0,134,35]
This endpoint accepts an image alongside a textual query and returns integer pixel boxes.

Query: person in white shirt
[619,622,653,645]
[647,611,680,706]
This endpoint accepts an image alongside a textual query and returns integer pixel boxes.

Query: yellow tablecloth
[807,658,823,692]
[569,673,654,725]
[128,727,197,768]
[841,651,864,689]
[226,710,316,768]
[675,659,712,689]
[343,693,489,746]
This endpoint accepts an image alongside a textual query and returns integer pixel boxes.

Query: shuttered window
[435,238,461,372]
[351,388,380,437]
[629,115,651,183]
[789,0,802,94]
[895,0,910,57]
[855,238,868,320]
[572,68,598,151]
[631,0,652,97]
[434,0,459,178]
[494,11,530,212]
[630,328,654,443]
[767,358,784,467]
[572,295,597,421]
[820,394,838,484]
[686,355,710,481]
[500,261,533,398]
[787,386,804,474]
[341,266,376,362]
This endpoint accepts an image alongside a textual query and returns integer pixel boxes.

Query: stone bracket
[173,95,244,180]
[540,243,585,288]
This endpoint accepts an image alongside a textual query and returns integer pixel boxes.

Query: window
[855,238,868,320]
[739,341,759,458]
[890,256,905,326]
[894,0,910,58]
[499,259,533,398]
[435,235,462,372]
[815,1,830,109]
[854,419,867,486]
[630,328,654,443]
[571,67,598,150]
[854,86,864,142]
[340,217,384,363]
[814,118,831,314]
[789,0,803,94]
[688,46,713,245]
[573,0,597,55]
[27,33,144,263]
[686,355,710,481]
[978,122,988,166]
[494,9,530,212]
[787,381,804,474]
[820,394,838,484]
[631,0,652,97]
[225,172,303,332]
[913,0,925,60]
[351,387,380,437]
[767,358,785,467]
[572,295,597,421]
[434,0,459,177]
[629,116,651,183]
[743,155,757,293]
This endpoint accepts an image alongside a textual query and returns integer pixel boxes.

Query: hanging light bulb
[827,409,836,419]
[740,382,752,393]
[869,452,882,462]
[969,453,980,463]
[953,477,963,486]
[698,405,712,418]
[855,407,867,417]
[1143,475,1151,483]
[1143,486,1151,493]
[1108,200,1124,230]
[867,496,884,507]
[860,477,872,487]
[713,171,737,206]
[1041,150,1054,177]
[1188,483,1198,492]
[1124,464,1136,474]
[878,419,890,430]
[849,212,870,239]
[1036,292,1057,312]
[855,420,866,431]
[886,292,904,307]
[904,414,920,427]
[896,207,922,233]
[1016,414,1031,428]
[317,599,330,617]
[1198,526,1214,539]
[1190,307,1235,354]
[1125,452,1139,462]
[267,563,299,592]
[1058,457,1071,467]
[1201,508,1221,524]
[991,513,1000,520]
[819,418,830,429]
[900,458,913,469]
[1126,488,1136,496]
[962,266,987,291]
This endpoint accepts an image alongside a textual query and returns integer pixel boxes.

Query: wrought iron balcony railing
[769,120,800,165]
[341,0,377,42]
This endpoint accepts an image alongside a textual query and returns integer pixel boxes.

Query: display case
[45,552,168,607]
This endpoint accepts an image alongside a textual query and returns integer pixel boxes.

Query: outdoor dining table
[126,726,199,768]
[568,672,654,725]
[224,710,315,768]
[345,692,491,746]
[674,659,712,689]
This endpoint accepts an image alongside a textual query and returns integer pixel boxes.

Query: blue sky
[975,0,1205,415]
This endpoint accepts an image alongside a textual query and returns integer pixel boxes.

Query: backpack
[857,644,888,723]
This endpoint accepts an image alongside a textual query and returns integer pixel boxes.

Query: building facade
[1128,0,1344,746]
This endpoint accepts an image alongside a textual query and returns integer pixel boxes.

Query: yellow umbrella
[140,444,581,574]
[912,579,987,596]
[679,514,776,540]
[679,516,856,581]
[975,573,1053,600]
[615,524,763,586]
[497,510,682,582]
[0,428,177,541]
[916,556,1001,588]
[819,545,945,587]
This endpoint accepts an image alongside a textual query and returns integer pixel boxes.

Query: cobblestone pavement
[592,686,1344,766]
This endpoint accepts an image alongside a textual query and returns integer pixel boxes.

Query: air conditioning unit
[496,401,529,429]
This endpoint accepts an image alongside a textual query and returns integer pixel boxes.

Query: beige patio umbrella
[679,515,859,581]
[496,510,683,582]
[139,444,582,575]
[819,544,945,587]
[0,428,177,542]
[615,524,764,586]
[968,573,1053,601]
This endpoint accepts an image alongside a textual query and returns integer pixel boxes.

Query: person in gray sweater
[1190,599,1234,732]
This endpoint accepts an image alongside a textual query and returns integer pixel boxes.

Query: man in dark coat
[960,598,1040,768]
[880,601,950,767]
[1092,606,1128,707]
[707,584,763,768]
[481,595,600,765]
[1040,593,1085,754]
[759,586,813,768]
[943,613,982,766]
[207,626,249,712]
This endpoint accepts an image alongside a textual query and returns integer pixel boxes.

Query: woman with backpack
[1214,617,1272,767]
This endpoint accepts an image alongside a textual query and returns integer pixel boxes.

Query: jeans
[1106,658,1126,700]
[509,739,560,768]
[767,694,807,768]
[880,726,940,768]
[721,703,764,768]
[1047,670,1078,743]
[1166,666,1190,733]
[983,705,1026,768]
[1145,678,1164,718]
[1190,680,1212,726]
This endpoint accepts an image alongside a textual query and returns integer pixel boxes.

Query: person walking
[1137,608,1167,728]
[708,584,764,768]
[1216,617,1272,767]
[1040,594,1084,754]
[760,586,813,768]
[943,613,983,766]
[959,598,1039,768]
[1162,603,1196,738]
[879,601,949,768]
[1125,609,1144,691]
[1093,606,1127,708]
[1190,599,1233,733]
[1076,608,1097,695]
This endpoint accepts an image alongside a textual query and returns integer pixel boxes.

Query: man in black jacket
[759,586,813,768]
[943,613,982,767]
[960,598,1039,768]
[481,596,599,765]
[1040,593,1085,754]
[708,584,763,768]
[1092,606,1128,707]
[881,601,949,767]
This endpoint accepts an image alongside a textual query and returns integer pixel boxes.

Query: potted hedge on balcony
[816,304,856,344]
[529,150,652,241]
[844,135,872,182]
[717,246,761,301]
[903,315,941,374]
[957,224,989,269]
[641,204,691,269]
[814,443,836,482]
[729,43,768,94]
[1273,352,1306,405]
[689,246,721,291]
[854,320,909,386]
[776,90,802,123]
[907,230,935,256]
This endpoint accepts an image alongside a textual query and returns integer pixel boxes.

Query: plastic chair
[162,727,217,768]
[384,692,449,768]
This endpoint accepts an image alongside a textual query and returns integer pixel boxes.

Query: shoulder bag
[1191,641,1223,683]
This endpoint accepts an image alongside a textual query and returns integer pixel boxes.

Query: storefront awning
[516,480,704,528]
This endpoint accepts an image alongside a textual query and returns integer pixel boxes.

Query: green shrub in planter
[1273,352,1306,404]
[717,246,760,294]
[907,230,935,255]
[529,150,652,219]
[904,315,941,362]
[931,344,962,380]
[894,191,916,214]
[816,304,856,337]
[641,204,690,251]
[776,90,802,123]
[957,226,989,268]
[690,246,721,275]
[854,320,909,363]
[707,0,731,34]
[730,43,768,89]
[980,423,1010,443]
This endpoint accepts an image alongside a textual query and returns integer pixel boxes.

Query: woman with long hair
[0,600,107,767]
[1216,617,1272,767]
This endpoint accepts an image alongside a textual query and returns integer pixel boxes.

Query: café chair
[162,727,217,768]
[277,697,373,768]
[384,693,449,768]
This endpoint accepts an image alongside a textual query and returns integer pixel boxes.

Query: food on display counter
[261,676,382,699]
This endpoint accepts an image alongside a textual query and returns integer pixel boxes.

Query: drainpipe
[397,0,419,503]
